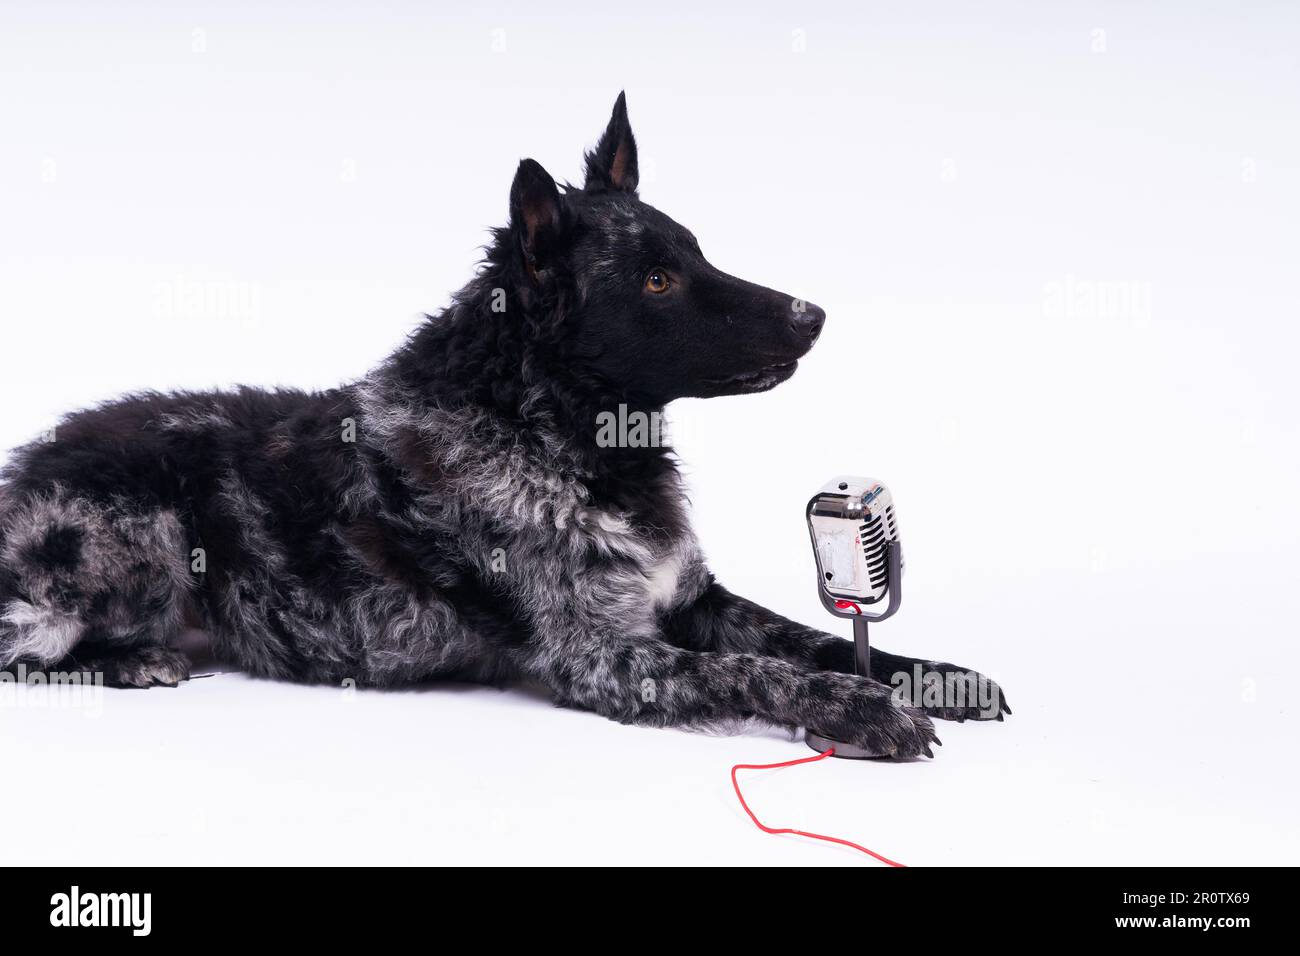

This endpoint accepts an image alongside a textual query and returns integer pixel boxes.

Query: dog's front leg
[518,626,939,757]
[662,579,1009,722]
[661,578,852,669]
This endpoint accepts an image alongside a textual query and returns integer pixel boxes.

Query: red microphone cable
[730,748,906,867]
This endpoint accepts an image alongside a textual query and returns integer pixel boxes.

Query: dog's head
[506,93,825,405]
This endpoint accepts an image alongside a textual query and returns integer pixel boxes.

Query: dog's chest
[640,542,688,609]
[565,505,694,613]
[450,439,700,626]
[500,478,699,630]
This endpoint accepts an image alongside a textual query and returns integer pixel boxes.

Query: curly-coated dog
[0,94,1006,756]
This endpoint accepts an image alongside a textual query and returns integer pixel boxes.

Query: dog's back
[1,388,349,679]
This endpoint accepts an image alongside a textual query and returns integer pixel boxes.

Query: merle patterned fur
[0,94,1007,754]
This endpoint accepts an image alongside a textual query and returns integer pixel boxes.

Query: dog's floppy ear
[509,158,565,278]
[583,91,638,193]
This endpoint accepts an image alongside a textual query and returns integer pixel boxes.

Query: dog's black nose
[790,303,826,343]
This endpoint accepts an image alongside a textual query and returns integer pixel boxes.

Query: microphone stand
[805,534,904,759]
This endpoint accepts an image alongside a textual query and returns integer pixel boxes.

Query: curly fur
[0,93,1006,752]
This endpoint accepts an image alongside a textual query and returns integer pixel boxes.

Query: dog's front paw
[887,661,1010,722]
[801,672,941,759]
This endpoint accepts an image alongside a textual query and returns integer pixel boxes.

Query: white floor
[4,556,1294,867]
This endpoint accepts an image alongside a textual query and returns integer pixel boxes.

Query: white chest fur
[641,543,687,610]
[566,505,697,621]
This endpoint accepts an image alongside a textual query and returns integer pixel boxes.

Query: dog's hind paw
[64,645,191,688]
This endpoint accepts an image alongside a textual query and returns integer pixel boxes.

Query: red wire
[730,748,906,867]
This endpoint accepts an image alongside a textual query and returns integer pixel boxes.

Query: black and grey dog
[0,95,1005,756]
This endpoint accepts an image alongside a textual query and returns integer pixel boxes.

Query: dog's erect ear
[583,91,638,193]
[509,158,564,276]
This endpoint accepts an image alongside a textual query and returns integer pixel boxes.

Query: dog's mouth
[707,360,800,394]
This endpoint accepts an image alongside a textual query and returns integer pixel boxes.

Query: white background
[2,1,1297,865]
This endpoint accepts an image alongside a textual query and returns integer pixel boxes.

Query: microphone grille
[859,499,899,593]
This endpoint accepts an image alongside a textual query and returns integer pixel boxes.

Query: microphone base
[805,730,892,760]
[804,617,892,757]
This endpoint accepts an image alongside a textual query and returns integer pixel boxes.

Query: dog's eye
[645,270,671,294]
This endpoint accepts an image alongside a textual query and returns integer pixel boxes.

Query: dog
[0,94,1006,756]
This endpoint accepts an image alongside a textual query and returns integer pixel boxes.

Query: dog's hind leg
[0,491,194,686]
[53,643,191,688]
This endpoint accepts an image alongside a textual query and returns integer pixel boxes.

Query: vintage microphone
[805,476,904,759]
